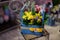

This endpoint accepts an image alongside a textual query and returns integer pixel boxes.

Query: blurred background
[0,0,60,40]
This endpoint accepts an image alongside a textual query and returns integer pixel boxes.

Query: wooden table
[21,29,49,40]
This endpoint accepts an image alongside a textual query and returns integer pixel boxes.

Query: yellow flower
[35,13,41,19]
[35,13,40,16]
[22,15,27,20]
[37,19,41,23]
[39,16,42,19]
[24,11,32,15]
[24,11,32,17]
[29,11,32,15]
[33,15,36,18]
[28,15,34,20]
[24,11,28,15]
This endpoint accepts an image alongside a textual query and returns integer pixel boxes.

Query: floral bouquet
[22,10,42,25]
[20,1,44,36]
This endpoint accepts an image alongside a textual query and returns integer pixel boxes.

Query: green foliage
[53,0,60,6]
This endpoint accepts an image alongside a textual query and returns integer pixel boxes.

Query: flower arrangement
[22,5,42,25]
[20,1,44,35]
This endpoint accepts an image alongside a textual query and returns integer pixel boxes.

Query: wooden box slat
[22,29,49,40]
